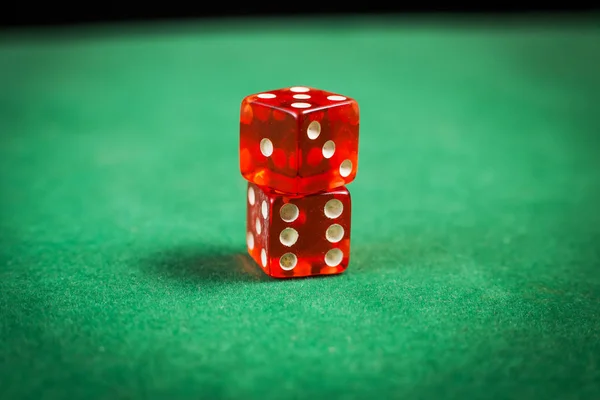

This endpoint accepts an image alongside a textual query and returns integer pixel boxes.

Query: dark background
[2,5,598,29]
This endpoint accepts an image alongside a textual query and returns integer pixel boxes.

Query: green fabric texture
[1,16,599,399]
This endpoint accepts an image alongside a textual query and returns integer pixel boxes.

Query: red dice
[239,86,359,279]
[246,182,351,278]
[240,86,359,195]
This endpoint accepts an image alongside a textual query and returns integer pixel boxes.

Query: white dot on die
[307,121,321,140]
[322,140,335,158]
[260,138,273,157]
[248,187,255,205]
[280,203,299,222]
[326,224,345,243]
[261,249,267,267]
[280,252,298,270]
[291,102,311,109]
[261,200,268,219]
[325,248,343,267]
[290,86,309,93]
[340,159,353,177]
[255,217,262,235]
[247,232,254,250]
[258,93,276,99]
[324,199,343,219]
[293,94,311,99]
[279,228,299,247]
[327,95,347,101]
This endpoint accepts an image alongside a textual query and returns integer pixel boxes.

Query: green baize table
[1,15,599,400]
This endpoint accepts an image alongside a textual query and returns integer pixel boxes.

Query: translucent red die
[245,182,352,279]
[240,86,359,195]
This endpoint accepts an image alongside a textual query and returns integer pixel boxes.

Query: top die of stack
[239,86,360,195]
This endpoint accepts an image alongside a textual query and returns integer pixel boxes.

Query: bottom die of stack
[245,182,351,279]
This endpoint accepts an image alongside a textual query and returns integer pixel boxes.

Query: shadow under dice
[246,182,351,279]
[239,86,359,195]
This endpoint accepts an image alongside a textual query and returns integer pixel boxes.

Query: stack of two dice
[239,86,360,279]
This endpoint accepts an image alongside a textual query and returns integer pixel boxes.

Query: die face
[269,187,352,278]
[246,184,272,275]
[240,98,299,193]
[245,182,351,279]
[298,101,359,193]
[240,86,359,194]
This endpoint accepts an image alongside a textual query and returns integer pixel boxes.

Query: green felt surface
[1,15,600,399]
